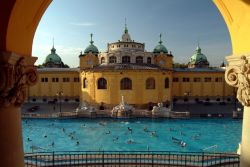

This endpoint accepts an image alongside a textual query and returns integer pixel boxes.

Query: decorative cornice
[225,53,250,66]
[0,52,37,107]
[225,55,250,106]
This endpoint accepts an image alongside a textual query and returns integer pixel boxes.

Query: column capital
[225,54,250,106]
[0,51,37,107]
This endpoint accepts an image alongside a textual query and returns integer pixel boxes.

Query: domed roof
[44,46,62,64]
[84,33,99,54]
[189,45,209,65]
[153,34,168,54]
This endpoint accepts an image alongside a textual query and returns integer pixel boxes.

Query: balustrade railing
[24,151,240,167]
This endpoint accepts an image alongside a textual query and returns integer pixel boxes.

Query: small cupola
[84,33,99,55]
[153,34,168,54]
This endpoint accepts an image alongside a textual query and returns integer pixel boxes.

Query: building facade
[29,25,234,109]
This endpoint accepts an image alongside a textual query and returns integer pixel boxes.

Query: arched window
[147,57,151,64]
[109,56,117,63]
[136,56,143,64]
[101,57,105,64]
[120,78,132,90]
[97,78,107,89]
[83,78,88,88]
[165,78,169,88]
[122,56,130,63]
[146,78,155,89]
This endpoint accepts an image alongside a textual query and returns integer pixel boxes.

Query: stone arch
[97,77,107,89]
[109,56,117,63]
[83,78,88,88]
[136,56,143,64]
[101,57,105,64]
[122,56,130,63]
[120,77,132,90]
[3,0,51,55]
[147,57,152,64]
[165,77,169,88]
[146,77,155,89]
[1,1,250,166]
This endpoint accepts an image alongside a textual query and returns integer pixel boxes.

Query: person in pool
[151,131,158,137]
[49,142,54,147]
[128,127,133,133]
[127,139,135,144]
[113,137,119,142]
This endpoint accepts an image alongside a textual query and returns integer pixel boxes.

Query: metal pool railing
[24,151,240,167]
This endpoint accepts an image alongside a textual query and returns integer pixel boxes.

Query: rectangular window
[74,77,80,82]
[215,77,223,82]
[52,78,59,82]
[204,77,212,82]
[183,77,190,82]
[193,77,201,82]
[41,77,48,82]
[63,77,70,82]
[173,78,179,82]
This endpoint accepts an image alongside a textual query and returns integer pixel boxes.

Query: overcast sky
[32,0,231,67]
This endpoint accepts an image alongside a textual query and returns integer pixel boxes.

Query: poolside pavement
[21,102,243,118]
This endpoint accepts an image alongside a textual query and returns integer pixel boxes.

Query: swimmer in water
[180,132,186,136]
[76,141,80,145]
[49,142,54,147]
[151,131,158,137]
[44,135,47,138]
[127,139,134,144]
[180,141,186,147]
[106,131,111,134]
[143,127,149,132]
[113,137,119,142]
[27,138,32,142]
[128,127,133,133]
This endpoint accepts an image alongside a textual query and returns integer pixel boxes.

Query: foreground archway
[1,0,250,166]
[214,1,250,166]
[0,1,51,166]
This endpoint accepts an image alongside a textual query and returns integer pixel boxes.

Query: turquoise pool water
[22,118,242,153]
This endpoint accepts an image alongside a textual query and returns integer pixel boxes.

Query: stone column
[0,52,37,167]
[225,55,250,167]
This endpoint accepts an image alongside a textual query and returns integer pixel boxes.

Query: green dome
[84,44,99,54]
[44,47,62,64]
[84,33,99,54]
[153,34,168,54]
[153,44,168,54]
[189,46,209,65]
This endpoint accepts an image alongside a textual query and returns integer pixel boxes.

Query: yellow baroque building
[29,25,234,109]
